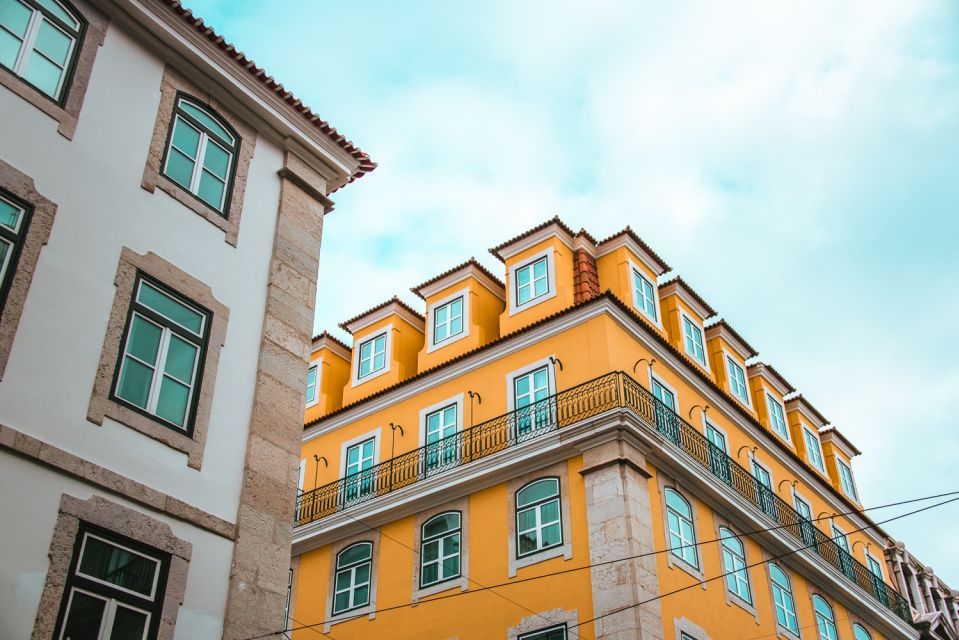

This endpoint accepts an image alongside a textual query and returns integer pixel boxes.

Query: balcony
[295,371,910,623]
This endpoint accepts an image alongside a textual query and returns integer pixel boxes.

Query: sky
[188,1,959,586]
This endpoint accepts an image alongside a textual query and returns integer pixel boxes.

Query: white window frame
[350,325,392,387]
[837,458,859,502]
[74,533,162,600]
[305,359,321,408]
[679,309,709,371]
[719,526,752,604]
[1,0,80,100]
[865,549,884,580]
[426,287,470,352]
[505,356,556,412]
[339,429,381,481]
[704,420,729,453]
[419,394,464,473]
[649,372,680,414]
[515,477,563,558]
[507,247,557,316]
[803,425,826,473]
[831,521,851,553]
[765,390,791,443]
[628,258,662,327]
[813,594,839,640]
[853,623,873,640]
[419,511,462,588]
[769,564,800,635]
[791,486,813,521]
[664,487,699,569]
[331,542,373,615]
[725,352,750,405]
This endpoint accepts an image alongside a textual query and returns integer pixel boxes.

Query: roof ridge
[411,257,505,299]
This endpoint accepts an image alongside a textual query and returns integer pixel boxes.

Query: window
[813,595,838,640]
[357,332,387,379]
[752,460,777,520]
[837,459,858,501]
[631,268,657,321]
[705,424,727,452]
[513,365,550,436]
[515,478,562,557]
[769,564,799,634]
[866,554,883,580]
[726,356,749,403]
[766,394,789,440]
[664,488,698,568]
[332,542,372,615]
[162,96,238,214]
[420,512,461,587]
[432,296,463,344]
[853,623,872,640]
[652,378,679,443]
[832,524,855,580]
[719,527,751,603]
[54,526,169,640]
[515,256,548,306]
[803,427,825,472]
[681,315,707,366]
[793,493,817,548]
[425,404,457,472]
[705,424,731,484]
[519,625,567,640]
[305,363,318,406]
[343,437,376,502]
[0,190,30,313]
[112,275,209,432]
[0,0,81,100]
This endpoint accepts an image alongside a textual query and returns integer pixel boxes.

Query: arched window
[162,95,239,214]
[420,512,461,587]
[813,595,838,640]
[852,623,872,640]
[516,478,561,557]
[0,0,82,99]
[769,564,799,634]
[664,488,698,567]
[719,527,751,603]
[332,542,372,615]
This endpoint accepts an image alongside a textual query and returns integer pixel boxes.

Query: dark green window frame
[0,188,32,316]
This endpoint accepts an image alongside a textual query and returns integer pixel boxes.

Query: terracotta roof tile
[162,1,375,184]
[819,426,863,457]
[747,362,797,395]
[786,393,830,426]
[573,248,601,303]
[338,296,425,334]
[705,319,759,359]
[311,330,350,353]
[660,275,717,318]
[597,226,671,273]
[488,216,577,261]
[410,258,505,300]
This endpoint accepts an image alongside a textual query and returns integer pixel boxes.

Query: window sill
[325,604,375,632]
[412,575,469,604]
[725,590,760,623]
[667,556,706,586]
[508,289,558,317]
[509,542,571,577]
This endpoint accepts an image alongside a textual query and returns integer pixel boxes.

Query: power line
[268,489,958,638]
[574,493,959,637]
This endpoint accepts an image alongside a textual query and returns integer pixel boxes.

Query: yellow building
[289,218,923,640]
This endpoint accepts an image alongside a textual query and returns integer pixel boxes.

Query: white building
[0,0,374,638]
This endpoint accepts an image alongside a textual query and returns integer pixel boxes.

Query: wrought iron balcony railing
[295,371,910,623]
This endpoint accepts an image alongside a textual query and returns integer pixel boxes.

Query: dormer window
[631,267,658,322]
[726,356,749,403]
[837,459,858,501]
[681,313,707,367]
[803,427,825,472]
[766,394,789,441]
[516,257,548,305]
[305,363,319,407]
[426,287,470,352]
[356,331,387,380]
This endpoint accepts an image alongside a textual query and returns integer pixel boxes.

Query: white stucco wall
[0,23,284,520]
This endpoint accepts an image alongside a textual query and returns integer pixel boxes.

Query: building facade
[291,219,937,640]
[0,0,373,638]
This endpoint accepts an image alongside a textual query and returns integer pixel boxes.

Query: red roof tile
[488,216,577,261]
[705,319,759,359]
[338,296,425,334]
[660,275,717,318]
[311,330,350,353]
[410,258,505,300]
[597,226,671,273]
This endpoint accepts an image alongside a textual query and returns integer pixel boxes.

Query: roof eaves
[659,275,717,318]
[411,258,505,300]
[488,216,577,262]
[338,296,425,334]
[597,226,671,273]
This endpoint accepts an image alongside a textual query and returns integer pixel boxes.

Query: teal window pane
[334,571,351,591]
[126,316,162,364]
[450,298,462,318]
[179,100,234,144]
[435,304,448,325]
[116,358,154,409]
[517,508,535,531]
[22,51,61,96]
[165,148,195,190]
[533,368,548,391]
[533,258,546,278]
[422,540,439,562]
[421,563,438,585]
[517,479,558,507]
[0,197,21,230]
[79,536,157,596]
[35,0,79,29]
[446,533,460,554]
[448,315,462,336]
[542,522,561,547]
[515,375,529,398]
[353,584,369,606]
[34,20,70,65]
[540,500,559,523]
[155,376,190,427]
[163,334,197,384]
[198,171,225,210]
[442,555,459,577]
[111,606,148,639]
[372,352,385,371]
[533,276,548,297]
[424,513,458,538]
[61,591,107,639]
[337,544,371,567]
[333,590,349,613]
[1,0,31,37]
[354,563,370,584]
[137,282,204,335]
[202,141,230,178]
[518,532,537,555]
[517,267,531,287]
[171,118,201,157]
[0,240,10,275]
[0,28,23,68]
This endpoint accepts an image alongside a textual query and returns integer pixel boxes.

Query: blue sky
[188,1,959,585]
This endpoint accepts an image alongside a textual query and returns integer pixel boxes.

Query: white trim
[649,371,681,416]
[723,349,752,407]
[305,358,322,408]
[312,336,351,363]
[596,233,669,276]
[703,418,729,453]
[505,356,556,412]
[418,393,465,448]
[494,225,574,261]
[350,325,392,388]
[864,548,885,580]
[764,388,792,445]
[343,303,424,336]
[426,287,471,353]
[338,428,382,481]
[298,459,306,492]
[836,457,860,504]
[749,453,774,491]
[75,533,162,601]
[508,248,557,316]
[416,265,505,301]
[679,308,710,372]
[627,258,664,329]
[791,485,813,518]
[801,423,827,474]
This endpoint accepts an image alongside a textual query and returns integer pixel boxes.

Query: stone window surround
[323,529,381,633]
[674,616,713,640]
[0,159,57,380]
[410,496,470,603]
[506,460,573,578]
[507,608,579,640]
[31,493,191,640]
[141,66,257,247]
[761,552,803,640]
[711,514,760,624]
[0,0,108,140]
[656,472,706,584]
[86,247,229,469]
